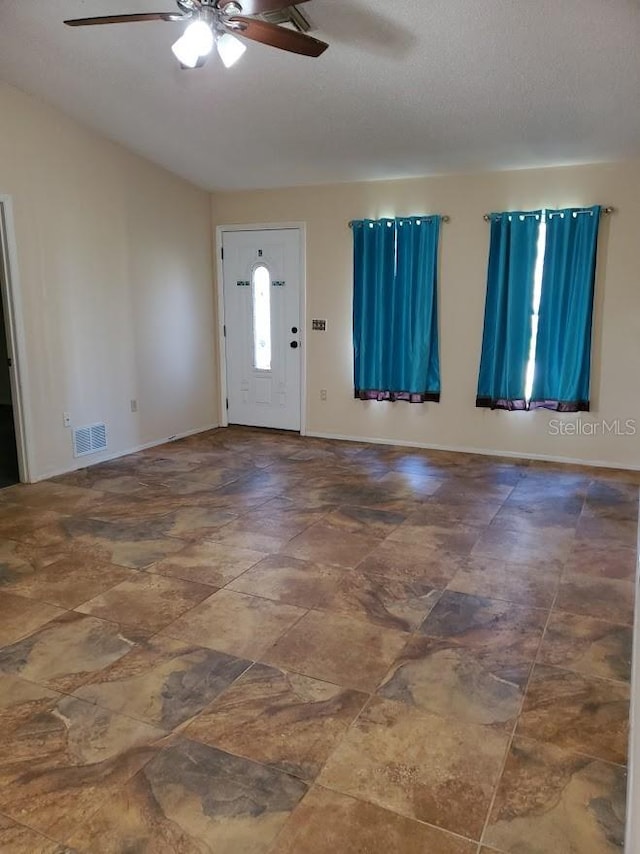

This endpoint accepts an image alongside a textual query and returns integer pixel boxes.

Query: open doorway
[0,295,18,487]
[0,197,27,487]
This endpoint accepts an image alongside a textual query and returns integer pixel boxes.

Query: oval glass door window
[252,264,272,371]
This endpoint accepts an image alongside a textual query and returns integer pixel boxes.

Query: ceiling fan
[64,0,329,69]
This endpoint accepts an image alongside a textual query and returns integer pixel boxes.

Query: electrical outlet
[320,389,328,401]
[130,399,138,413]
[63,412,71,428]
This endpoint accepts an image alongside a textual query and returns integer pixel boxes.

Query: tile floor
[0,426,637,853]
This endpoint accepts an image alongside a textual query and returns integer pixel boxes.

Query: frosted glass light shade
[172,20,215,67]
[216,32,247,68]
[184,20,215,56]
[172,35,200,68]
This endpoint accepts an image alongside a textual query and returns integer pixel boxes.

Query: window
[252,264,271,371]
[351,216,441,403]
[477,206,601,412]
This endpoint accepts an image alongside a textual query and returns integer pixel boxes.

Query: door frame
[215,222,307,434]
[0,195,32,483]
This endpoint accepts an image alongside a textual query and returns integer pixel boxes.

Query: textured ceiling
[1,0,640,190]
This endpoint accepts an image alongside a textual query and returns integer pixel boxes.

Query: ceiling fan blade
[64,13,182,27]
[218,0,309,14]
[227,16,328,57]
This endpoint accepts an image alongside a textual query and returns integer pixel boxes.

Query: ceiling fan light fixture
[172,18,215,66]
[171,34,201,67]
[184,19,215,56]
[216,32,247,68]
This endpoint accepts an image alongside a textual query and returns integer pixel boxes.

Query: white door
[222,228,302,431]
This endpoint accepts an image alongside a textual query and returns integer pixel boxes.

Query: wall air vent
[73,423,107,458]
[259,5,311,32]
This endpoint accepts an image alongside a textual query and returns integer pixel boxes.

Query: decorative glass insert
[252,264,272,371]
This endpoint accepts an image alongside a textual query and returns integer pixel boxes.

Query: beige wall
[0,82,218,480]
[212,161,640,469]
[2,76,638,476]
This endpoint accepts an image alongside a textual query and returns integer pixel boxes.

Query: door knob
[290,341,299,349]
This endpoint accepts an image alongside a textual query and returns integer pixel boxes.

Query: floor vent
[73,423,107,458]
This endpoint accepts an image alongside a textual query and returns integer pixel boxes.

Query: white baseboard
[30,423,220,483]
[305,430,640,472]
[626,514,640,854]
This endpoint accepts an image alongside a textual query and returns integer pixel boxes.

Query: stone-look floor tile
[264,611,408,693]
[355,540,466,587]
[318,696,509,840]
[387,521,481,554]
[472,526,574,563]
[83,492,193,525]
[161,589,306,660]
[209,524,295,554]
[151,540,266,587]
[538,611,633,682]
[271,786,478,854]
[576,515,638,546]
[555,574,635,625]
[215,499,330,541]
[586,480,639,506]
[230,555,441,632]
[0,481,106,515]
[321,505,408,538]
[0,611,145,692]
[0,506,69,542]
[405,500,504,528]
[374,471,444,502]
[0,675,63,764]
[74,636,251,730]
[447,556,560,609]
[490,505,581,534]
[228,554,341,609]
[563,539,638,581]
[419,590,547,662]
[316,572,442,632]
[484,736,627,853]
[0,693,166,840]
[517,664,629,765]
[0,541,67,573]
[75,573,211,633]
[0,814,64,854]
[281,521,381,568]
[310,481,420,514]
[58,517,186,569]
[68,738,308,854]
[431,481,514,504]
[0,593,65,647]
[0,554,132,609]
[156,505,239,541]
[71,473,150,495]
[0,539,35,575]
[185,663,367,781]
[378,636,528,727]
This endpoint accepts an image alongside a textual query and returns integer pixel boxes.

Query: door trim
[215,223,307,435]
[0,195,32,482]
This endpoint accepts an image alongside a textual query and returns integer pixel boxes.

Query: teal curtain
[352,216,440,402]
[476,211,541,409]
[530,206,600,412]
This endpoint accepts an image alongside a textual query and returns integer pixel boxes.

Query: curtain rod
[348,215,450,228]
[347,216,450,227]
[483,206,615,222]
